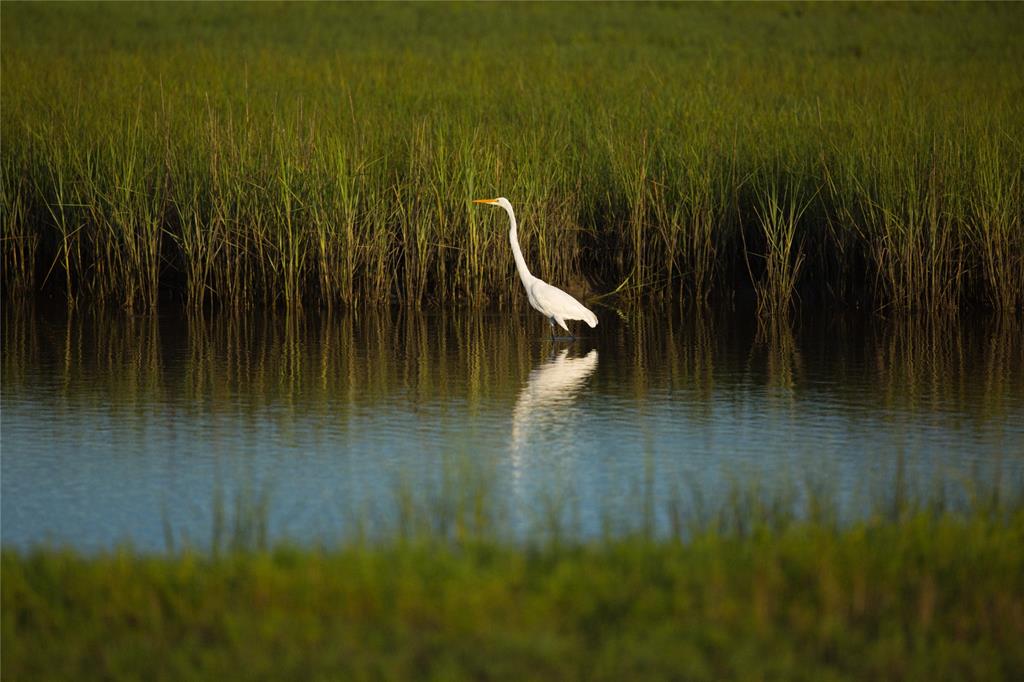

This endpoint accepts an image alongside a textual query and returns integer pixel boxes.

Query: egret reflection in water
[511,348,599,461]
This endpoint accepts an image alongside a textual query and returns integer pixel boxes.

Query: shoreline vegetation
[3,3,1022,313]
[4,481,1023,680]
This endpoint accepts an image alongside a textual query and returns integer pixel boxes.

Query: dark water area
[2,302,1022,552]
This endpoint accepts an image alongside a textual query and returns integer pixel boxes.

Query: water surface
[2,304,1022,552]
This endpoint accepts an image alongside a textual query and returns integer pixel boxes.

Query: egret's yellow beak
[473,198,499,205]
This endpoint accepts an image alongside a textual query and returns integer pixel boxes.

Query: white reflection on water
[509,348,599,530]
[511,348,599,465]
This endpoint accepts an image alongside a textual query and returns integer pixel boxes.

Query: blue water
[2,305,1022,552]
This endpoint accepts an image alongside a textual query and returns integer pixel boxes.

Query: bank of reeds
[2,3,1022,312]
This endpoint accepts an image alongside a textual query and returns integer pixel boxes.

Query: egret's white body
[474,197,597,338]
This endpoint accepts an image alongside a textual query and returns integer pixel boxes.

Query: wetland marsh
[3,3,1022,311]
[3,3,1024,679]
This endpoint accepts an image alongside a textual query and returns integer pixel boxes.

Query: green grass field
[4,492,1023,681]
[3,2,1022,312]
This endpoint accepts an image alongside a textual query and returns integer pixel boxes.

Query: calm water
[2,303,1022,552]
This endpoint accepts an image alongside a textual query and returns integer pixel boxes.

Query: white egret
[473,197,598,339]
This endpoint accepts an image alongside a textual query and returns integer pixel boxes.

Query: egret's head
[473,197,512,211]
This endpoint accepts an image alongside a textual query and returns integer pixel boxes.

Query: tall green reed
[746,170,811,317]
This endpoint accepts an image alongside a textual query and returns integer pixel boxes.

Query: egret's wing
[530,280,598,327]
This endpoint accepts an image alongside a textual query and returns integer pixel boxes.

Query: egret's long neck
[504,204,533,285]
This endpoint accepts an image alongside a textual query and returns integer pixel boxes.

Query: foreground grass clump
[4,506,1023,681]
[2,3,1023,312]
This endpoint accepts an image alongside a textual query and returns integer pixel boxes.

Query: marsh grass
[3,474,1023,681]
[2,3,1022,313]
[745,171,811,317]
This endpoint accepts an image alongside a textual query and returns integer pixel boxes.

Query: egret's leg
[548,318,576,342]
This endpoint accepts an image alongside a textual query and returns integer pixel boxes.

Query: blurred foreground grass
[4,492,1023,681]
